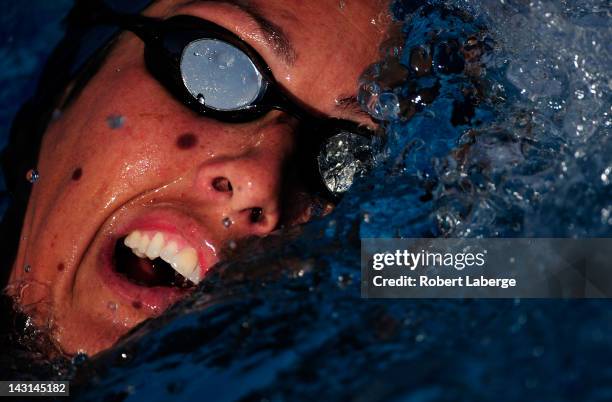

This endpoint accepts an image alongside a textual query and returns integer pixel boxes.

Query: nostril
[212,177,232,193]
[249,207,264,224]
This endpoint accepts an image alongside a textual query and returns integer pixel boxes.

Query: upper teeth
[123,230,201,284]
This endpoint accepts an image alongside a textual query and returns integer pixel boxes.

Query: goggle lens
[181,39,264,111]
[317,131,376,195]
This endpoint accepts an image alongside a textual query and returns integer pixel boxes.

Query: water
[1,0,611,400]
[0,1,73,149]
[359,0,611,239]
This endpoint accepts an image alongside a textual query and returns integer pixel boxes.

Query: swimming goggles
[93,7,377,201]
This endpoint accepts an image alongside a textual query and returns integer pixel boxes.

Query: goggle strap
[85,3,162,44]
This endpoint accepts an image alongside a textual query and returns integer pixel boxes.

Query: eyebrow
[335,95,372,118]
[175,0,297,66]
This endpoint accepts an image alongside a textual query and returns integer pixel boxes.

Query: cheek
[30,70,172,232]
[63,70,172,177]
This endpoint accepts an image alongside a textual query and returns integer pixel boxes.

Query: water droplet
[25,169,40,183]
[363,212,371,223]
[222,217,233,228]
[601,207,612,224]
[337,273,353,288]
[72,352,89,365]
[217,52,235,69]
[339,0,346,9]
[378,92,401,119]
[51,109,62,121]
[358,81,381,116]
[106,115,125,129]
[23,264,31,273]
[228,240,237,250]
[107,301,118,311]
[601,166,611,185]
[197,93,206,105]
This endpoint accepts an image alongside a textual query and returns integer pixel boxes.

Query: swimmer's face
[8,0,390,355]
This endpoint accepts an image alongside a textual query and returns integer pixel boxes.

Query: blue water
[0,0,73,149]
[1,0,611,401]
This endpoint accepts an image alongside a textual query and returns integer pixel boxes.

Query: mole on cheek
[72,168,83,181]
[176,133,198,150]
[57,263,65,272]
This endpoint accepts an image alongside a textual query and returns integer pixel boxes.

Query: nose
[194,118,296,236]
[197,157,280,234]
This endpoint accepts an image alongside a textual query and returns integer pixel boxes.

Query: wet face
[7,0,390,355]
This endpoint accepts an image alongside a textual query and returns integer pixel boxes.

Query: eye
[181,39,264,111]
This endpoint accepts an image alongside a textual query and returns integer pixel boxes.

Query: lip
[96,206,220,313]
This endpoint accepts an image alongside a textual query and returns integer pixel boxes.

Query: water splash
[358,0,611,238]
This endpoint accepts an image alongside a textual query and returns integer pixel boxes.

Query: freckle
[72,168,83,181]
[176,133,198,149]
[132,301,142,309]
[57,263,65,272]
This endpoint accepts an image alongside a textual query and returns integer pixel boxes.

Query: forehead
[147,0,391,122]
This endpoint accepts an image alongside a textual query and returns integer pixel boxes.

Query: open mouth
[93,209,220,312]
[113,230,202,289]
